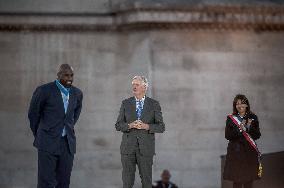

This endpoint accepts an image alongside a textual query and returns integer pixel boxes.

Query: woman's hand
[240,120,247,131]
[247,118,253,126]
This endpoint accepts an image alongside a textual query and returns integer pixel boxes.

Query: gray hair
[132,75,149,88]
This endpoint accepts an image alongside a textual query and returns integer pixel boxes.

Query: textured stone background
[1,0,283,13]
[0,1,284,188]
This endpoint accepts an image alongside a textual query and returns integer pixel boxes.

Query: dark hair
[232,94,251,115]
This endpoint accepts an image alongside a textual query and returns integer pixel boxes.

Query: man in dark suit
[152,169,178,188]
[115,75,165,188]
[28,64,83,188]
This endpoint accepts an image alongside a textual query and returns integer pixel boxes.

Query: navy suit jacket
[28,81,83,154]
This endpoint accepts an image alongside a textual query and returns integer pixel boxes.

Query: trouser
[121,148,153,188]
[37,136,74,188]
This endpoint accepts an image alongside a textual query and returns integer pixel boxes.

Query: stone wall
[0,0,111,13]
[0,29,284,188]
[1,0,283,14]
[0,1,284,188]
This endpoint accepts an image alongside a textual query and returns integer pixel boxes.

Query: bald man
[28,64,83,188]
[153,170,178,188]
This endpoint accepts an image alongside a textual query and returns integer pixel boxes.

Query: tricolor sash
[228,114,263,178]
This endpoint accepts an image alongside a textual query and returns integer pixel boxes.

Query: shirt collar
[55,80,70,96]
[135,95,146,102]
[237,112,247,119]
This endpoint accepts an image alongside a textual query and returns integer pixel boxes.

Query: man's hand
[135,120,150,130]
[128,120,139,129]
[129,120,150,130]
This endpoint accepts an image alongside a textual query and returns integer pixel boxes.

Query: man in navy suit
[28,64,83,188]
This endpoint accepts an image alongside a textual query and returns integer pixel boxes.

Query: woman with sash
[223,94,261,188]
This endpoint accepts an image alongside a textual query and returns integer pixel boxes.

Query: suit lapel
[140,97,149,120]
[128,97,138,120]
[53,82,65,115]
[66,87,74,116]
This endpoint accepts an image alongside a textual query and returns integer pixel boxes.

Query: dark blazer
[223,113,261,183]
[28,81,83,154]
[115,96,165,156]
[153,181,178,188]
